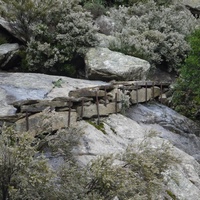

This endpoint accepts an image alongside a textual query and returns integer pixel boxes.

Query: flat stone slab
[0,73,107,116]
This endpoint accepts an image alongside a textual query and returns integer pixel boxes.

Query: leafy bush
[0,123,179,199]
[24,0,98,76]
[87,139,178,199]
[106,1,197,72]
[83,0,107,19]
[172,29,200,120]
[0,125,53,200]
[0,0,98,76]
[0,0,59,42]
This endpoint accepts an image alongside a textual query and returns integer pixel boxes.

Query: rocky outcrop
[181,0,200,8]
[85,47,150,81]
[126,103,200,161]
[0,73,107,116]
[0,73,200,199]
[0,43,20,70]
[0,78,168,129]
[75,114,200,200]
[0,17,25,43]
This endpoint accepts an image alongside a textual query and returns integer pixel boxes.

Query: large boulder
[181,0,200,7]
[85,47,150,81]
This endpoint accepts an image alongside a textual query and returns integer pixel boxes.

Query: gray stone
[15,111,77,135]
[69,88,106,98]
[76,114,200,199]
[0,73,107,116]
[152,86,161,98]
[130,88,152,104]
[0,43,19,55]
[0,43,20,70]
[77,102,121,118]
[85,47,150,81]
[180,0,200,7]
[0,17,25,42]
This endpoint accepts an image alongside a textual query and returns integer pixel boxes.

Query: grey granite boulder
[85,47,150,81]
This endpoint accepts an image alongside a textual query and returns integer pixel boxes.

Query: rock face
[181,0,200,7]
[0,73,200,199]
[85,47,150,81]
[0,73,107,116]
[0,74,167,129]
[0,43,20,70]
[0,17,25,43]
[76,114,200,200]
[126,103,200,161]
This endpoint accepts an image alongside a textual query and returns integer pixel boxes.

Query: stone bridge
[0,81,170,133]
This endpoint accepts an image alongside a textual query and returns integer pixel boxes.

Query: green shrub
[24,1,98,76]
[0,125,53,200]
[87,139,178,199]
[107,1,197,72]
[0,0,59,42]
[172,29,200,120]
[83,0,107,19]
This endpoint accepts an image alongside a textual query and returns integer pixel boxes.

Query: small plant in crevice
[86,120,106,134]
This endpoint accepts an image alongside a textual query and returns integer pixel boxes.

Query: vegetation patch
[166,190,177,200]
[86,120,106,134]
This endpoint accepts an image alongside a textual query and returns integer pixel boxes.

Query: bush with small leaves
[0,0,59,42]
[86,139,179,199]
[107,1,197,72]
[0,125,54,200]
[24,0,98,75]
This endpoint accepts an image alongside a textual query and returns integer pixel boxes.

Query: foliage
[0,0,59,42]
[0,0,98,76]
[24,0,98,76]
[83,0,107,19]
[106,1,197,72]
[87,139,178,199]
[172,29,200,120]
[0,124,180,199]
[0,125,53,200]
[81,0,173,7]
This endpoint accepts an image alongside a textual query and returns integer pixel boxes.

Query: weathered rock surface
[0,72,200,199]
[85,47,150,81]
[181,0,200,7]
[126,103,200,161]
[0,73,107,116]
[75,113,200,200]
[0,17,25,43]
[15,110,77,135]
